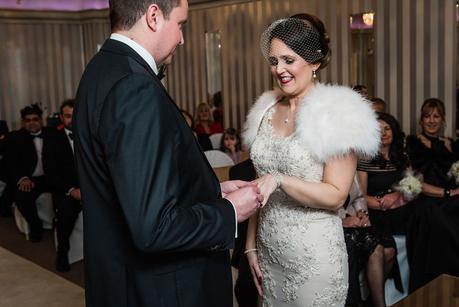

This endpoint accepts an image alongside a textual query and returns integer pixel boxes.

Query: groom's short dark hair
[109,0,181,31]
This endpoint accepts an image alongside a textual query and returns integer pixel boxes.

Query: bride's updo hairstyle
[260,13,331,71]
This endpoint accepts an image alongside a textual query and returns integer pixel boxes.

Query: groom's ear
[145,4,162,32]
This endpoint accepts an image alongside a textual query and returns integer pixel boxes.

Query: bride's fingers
[249,265,263,296]
[259,192,269,207]
[254,262,263,280]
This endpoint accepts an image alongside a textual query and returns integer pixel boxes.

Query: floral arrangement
[393,168,422,201]
[447,161,459,184]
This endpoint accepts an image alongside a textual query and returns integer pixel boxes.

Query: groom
[74,0,261,306]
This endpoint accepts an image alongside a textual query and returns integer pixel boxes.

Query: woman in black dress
[357,113,409,236]
[405,98,459,291]
[341,176,396,307]
[357,112,407,300]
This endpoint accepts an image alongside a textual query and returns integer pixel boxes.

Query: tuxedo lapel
[59,130,74,159]
[24,131,38,170]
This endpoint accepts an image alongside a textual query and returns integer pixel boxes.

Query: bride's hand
[246,251,263,296]
[253,174,278,207]
[220,180,255,197]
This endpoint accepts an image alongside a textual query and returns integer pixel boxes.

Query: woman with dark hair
[357,113,409,301]
[243,13,379,306]
[404,98,459,292]
[220,128,242,164]
[358,112,409,233]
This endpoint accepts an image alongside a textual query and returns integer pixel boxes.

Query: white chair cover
[209,133,223,150]
[54,211,83,264]
[204,150,235,168]
[14,192,54,236]
[68,212,84,263]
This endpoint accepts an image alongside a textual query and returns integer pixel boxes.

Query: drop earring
[312,70,317,80]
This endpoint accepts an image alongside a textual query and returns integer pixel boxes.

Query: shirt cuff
[224,198,238,238]
[66,187,76,196]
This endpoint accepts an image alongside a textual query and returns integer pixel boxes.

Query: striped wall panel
[0,10,109,129]
[0,0,456,137]
[167,0,457,137]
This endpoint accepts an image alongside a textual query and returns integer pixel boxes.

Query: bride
[242,13,380,307]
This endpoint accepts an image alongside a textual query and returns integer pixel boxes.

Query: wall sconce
[362,12,374,27]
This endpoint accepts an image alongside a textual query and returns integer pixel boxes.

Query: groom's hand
[220,180,255,197]
[225,185,262,222]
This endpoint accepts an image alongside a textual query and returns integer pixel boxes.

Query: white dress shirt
[110,33,158,75]
[64,128,74,153]
[31,130,44,177]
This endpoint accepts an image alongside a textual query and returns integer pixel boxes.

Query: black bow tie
[31,133,42,139]
[68,132,73,140]
[157,65,167,81]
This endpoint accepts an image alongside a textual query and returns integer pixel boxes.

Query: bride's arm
[245,211,263,296]
[246,212,258,250]
[257,154,357,211]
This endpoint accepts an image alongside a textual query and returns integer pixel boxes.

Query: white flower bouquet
[447,161,459,184]
[393,169,422,201]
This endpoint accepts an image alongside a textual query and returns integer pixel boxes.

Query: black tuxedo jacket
[74,39,235,307]
[43,129,78,194]
[7,128,53,184]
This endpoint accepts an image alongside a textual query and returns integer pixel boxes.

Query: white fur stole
[242,83,380,163]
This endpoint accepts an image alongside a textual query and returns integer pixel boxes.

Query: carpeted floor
[0,246,85,307]
[0,215,84,288]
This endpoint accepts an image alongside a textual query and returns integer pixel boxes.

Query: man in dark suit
[8,104,53,242]
[73,1,261,306]
[43,99,81,272]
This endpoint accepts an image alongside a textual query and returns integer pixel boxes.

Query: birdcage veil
[260,18,324,64]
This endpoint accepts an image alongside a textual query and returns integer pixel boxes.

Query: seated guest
[370,97,386,113]
[341,176,395,307]
[7,104,53,242]
[194,102,223,135]
[358,113,409,234]
[220,128,242,164]
[43,99,81,272]
[405,98,459,291]
[357,113,409,295]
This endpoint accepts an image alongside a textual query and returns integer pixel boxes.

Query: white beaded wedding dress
[243,83,380,307]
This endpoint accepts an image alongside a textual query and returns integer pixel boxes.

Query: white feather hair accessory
[242,83,380,163]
